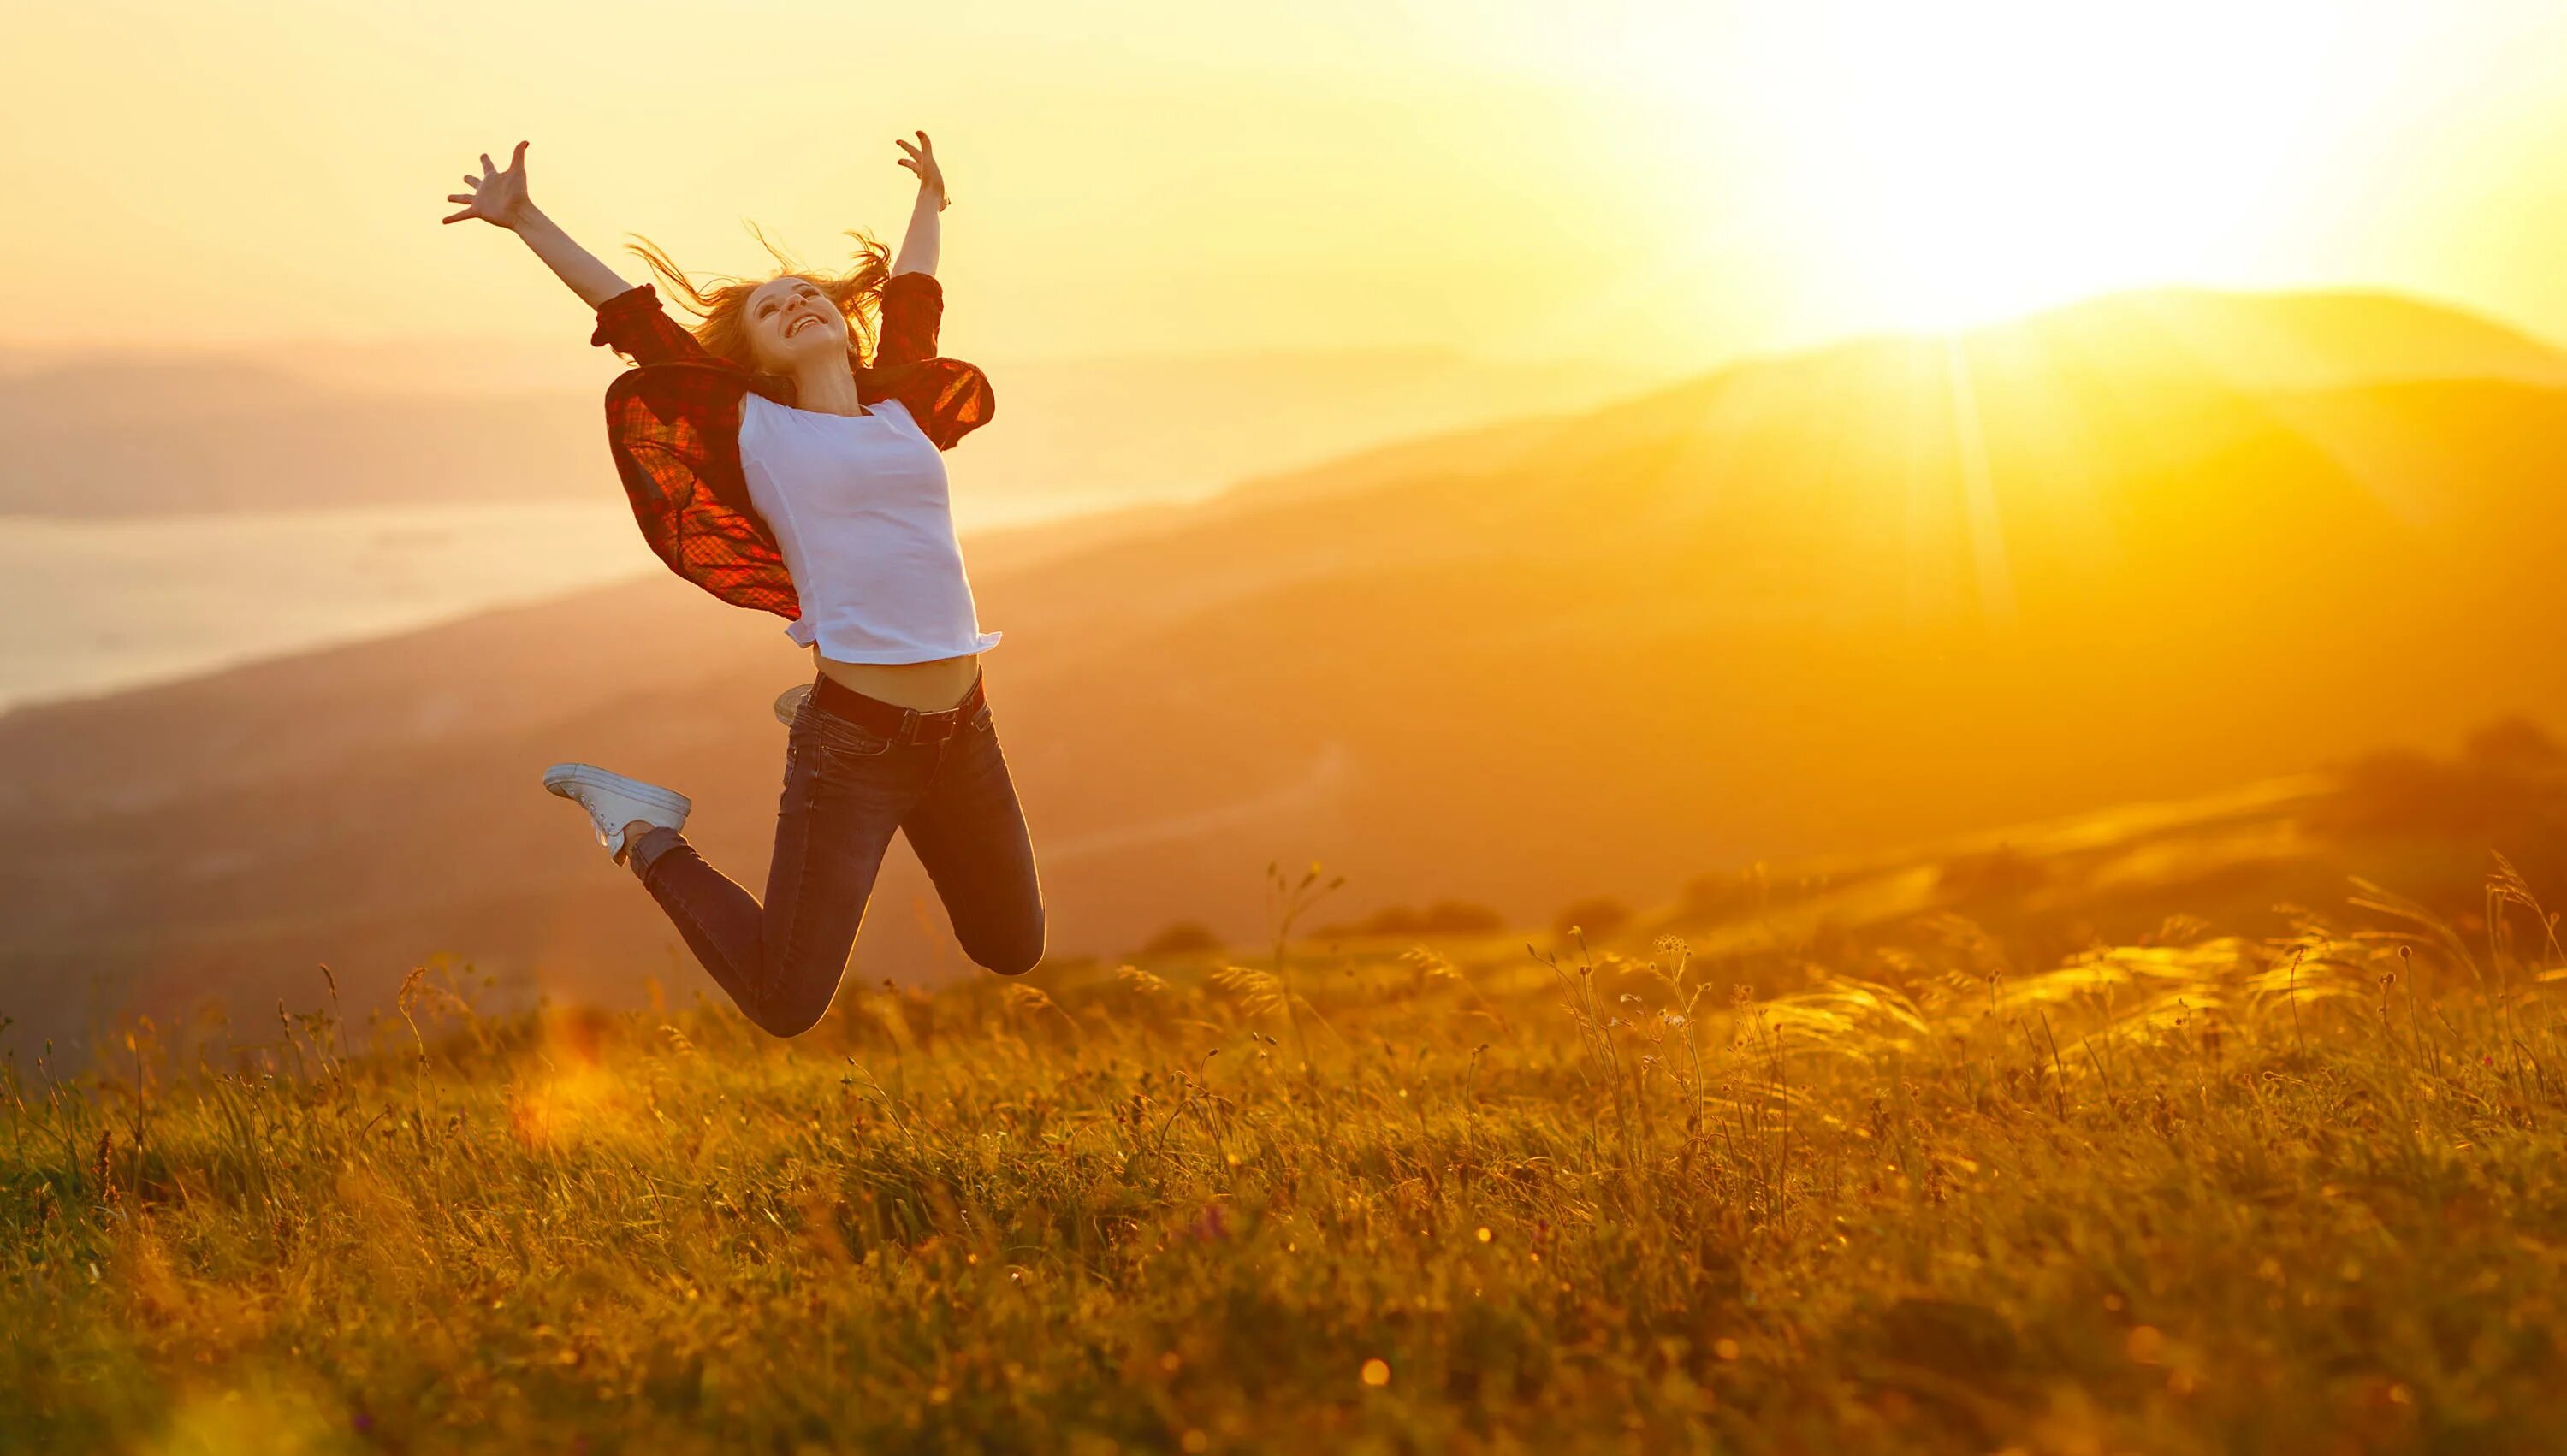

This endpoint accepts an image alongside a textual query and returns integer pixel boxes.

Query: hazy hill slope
[8,287,2567,1057]
[2024,287,2567,389]
[0,364,606,514]
[1206,287,2567,518]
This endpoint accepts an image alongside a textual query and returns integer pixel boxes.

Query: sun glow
[1627,1,2352,333]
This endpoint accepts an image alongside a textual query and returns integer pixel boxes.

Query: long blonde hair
[625,224,892,370]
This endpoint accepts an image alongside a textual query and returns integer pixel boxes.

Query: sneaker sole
[540,763,694,819]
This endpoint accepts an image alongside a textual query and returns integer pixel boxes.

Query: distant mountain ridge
[1213,287,2567,515]
[8,285,2567,1060]
[2026,287,2567,389]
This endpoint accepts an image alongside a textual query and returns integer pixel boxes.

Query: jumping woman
[442,133,1044,1035]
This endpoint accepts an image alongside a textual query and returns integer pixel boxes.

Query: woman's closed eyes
[758,284,826,320]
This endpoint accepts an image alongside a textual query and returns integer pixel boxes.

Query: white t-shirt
[736,392,1002,664]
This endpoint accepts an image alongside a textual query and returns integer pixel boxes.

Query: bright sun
[1640,0,2345,332]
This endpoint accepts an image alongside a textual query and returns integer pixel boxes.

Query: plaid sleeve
[590,285,714,366]
[874,271,944,367]
[892,358,994,451]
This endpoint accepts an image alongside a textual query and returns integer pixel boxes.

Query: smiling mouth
[786,315,822,338]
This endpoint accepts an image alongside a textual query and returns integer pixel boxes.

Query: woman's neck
[788,358,865,416]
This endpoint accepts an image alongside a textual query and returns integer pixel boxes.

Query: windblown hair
[625,224,892,370]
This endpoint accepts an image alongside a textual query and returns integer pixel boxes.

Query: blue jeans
[625,680,1046,1036]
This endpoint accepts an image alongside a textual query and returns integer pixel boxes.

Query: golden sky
[8,0,2567,371]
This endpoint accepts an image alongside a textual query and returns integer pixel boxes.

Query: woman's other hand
[444,141,535,228]
[895,131,949,210]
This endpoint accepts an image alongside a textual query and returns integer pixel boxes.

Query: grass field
[9,843,2567,1453]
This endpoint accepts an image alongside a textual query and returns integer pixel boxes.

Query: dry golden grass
[8,865,2567,1453]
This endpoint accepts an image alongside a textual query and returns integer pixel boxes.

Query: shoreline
[0,490,1169,720]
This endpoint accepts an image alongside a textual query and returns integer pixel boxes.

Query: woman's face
[744,275,849,372]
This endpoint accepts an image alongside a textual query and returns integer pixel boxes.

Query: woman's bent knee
[970,920,1046,978]
[747,986,834,1038]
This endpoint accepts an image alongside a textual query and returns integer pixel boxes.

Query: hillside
[2013,286,2567,389]
[9,287,2567,1058]
[10,737,2567,1451]
[0,361,605,515]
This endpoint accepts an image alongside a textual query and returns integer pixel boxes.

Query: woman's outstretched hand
[895,131,949,210]
[443,141,534,228]
[440,140,631,307]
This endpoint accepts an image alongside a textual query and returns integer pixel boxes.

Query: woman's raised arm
[443,141,635,309]
[891,130,947,278]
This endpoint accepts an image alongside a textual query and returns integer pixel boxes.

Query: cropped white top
[736,392,1002,664]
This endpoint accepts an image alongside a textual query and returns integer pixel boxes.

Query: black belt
[810,670,986,744]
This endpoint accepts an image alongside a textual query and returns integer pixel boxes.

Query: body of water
[0,502,657,713]
[0,489,1130,715]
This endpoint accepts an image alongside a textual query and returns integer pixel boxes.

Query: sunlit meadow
[9,844,2566,1453]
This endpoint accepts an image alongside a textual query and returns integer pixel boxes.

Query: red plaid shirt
[590,271,994,619]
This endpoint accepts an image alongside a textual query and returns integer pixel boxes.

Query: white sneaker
[541,763,691,862]
[773,683,813,726]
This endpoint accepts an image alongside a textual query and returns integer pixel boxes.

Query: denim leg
[631,711,925,1036]
[751,719,921,1033]
[901,707,1046,976]
[630,829,768,1023]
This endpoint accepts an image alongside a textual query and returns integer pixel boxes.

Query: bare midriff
[815,651,983,712]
